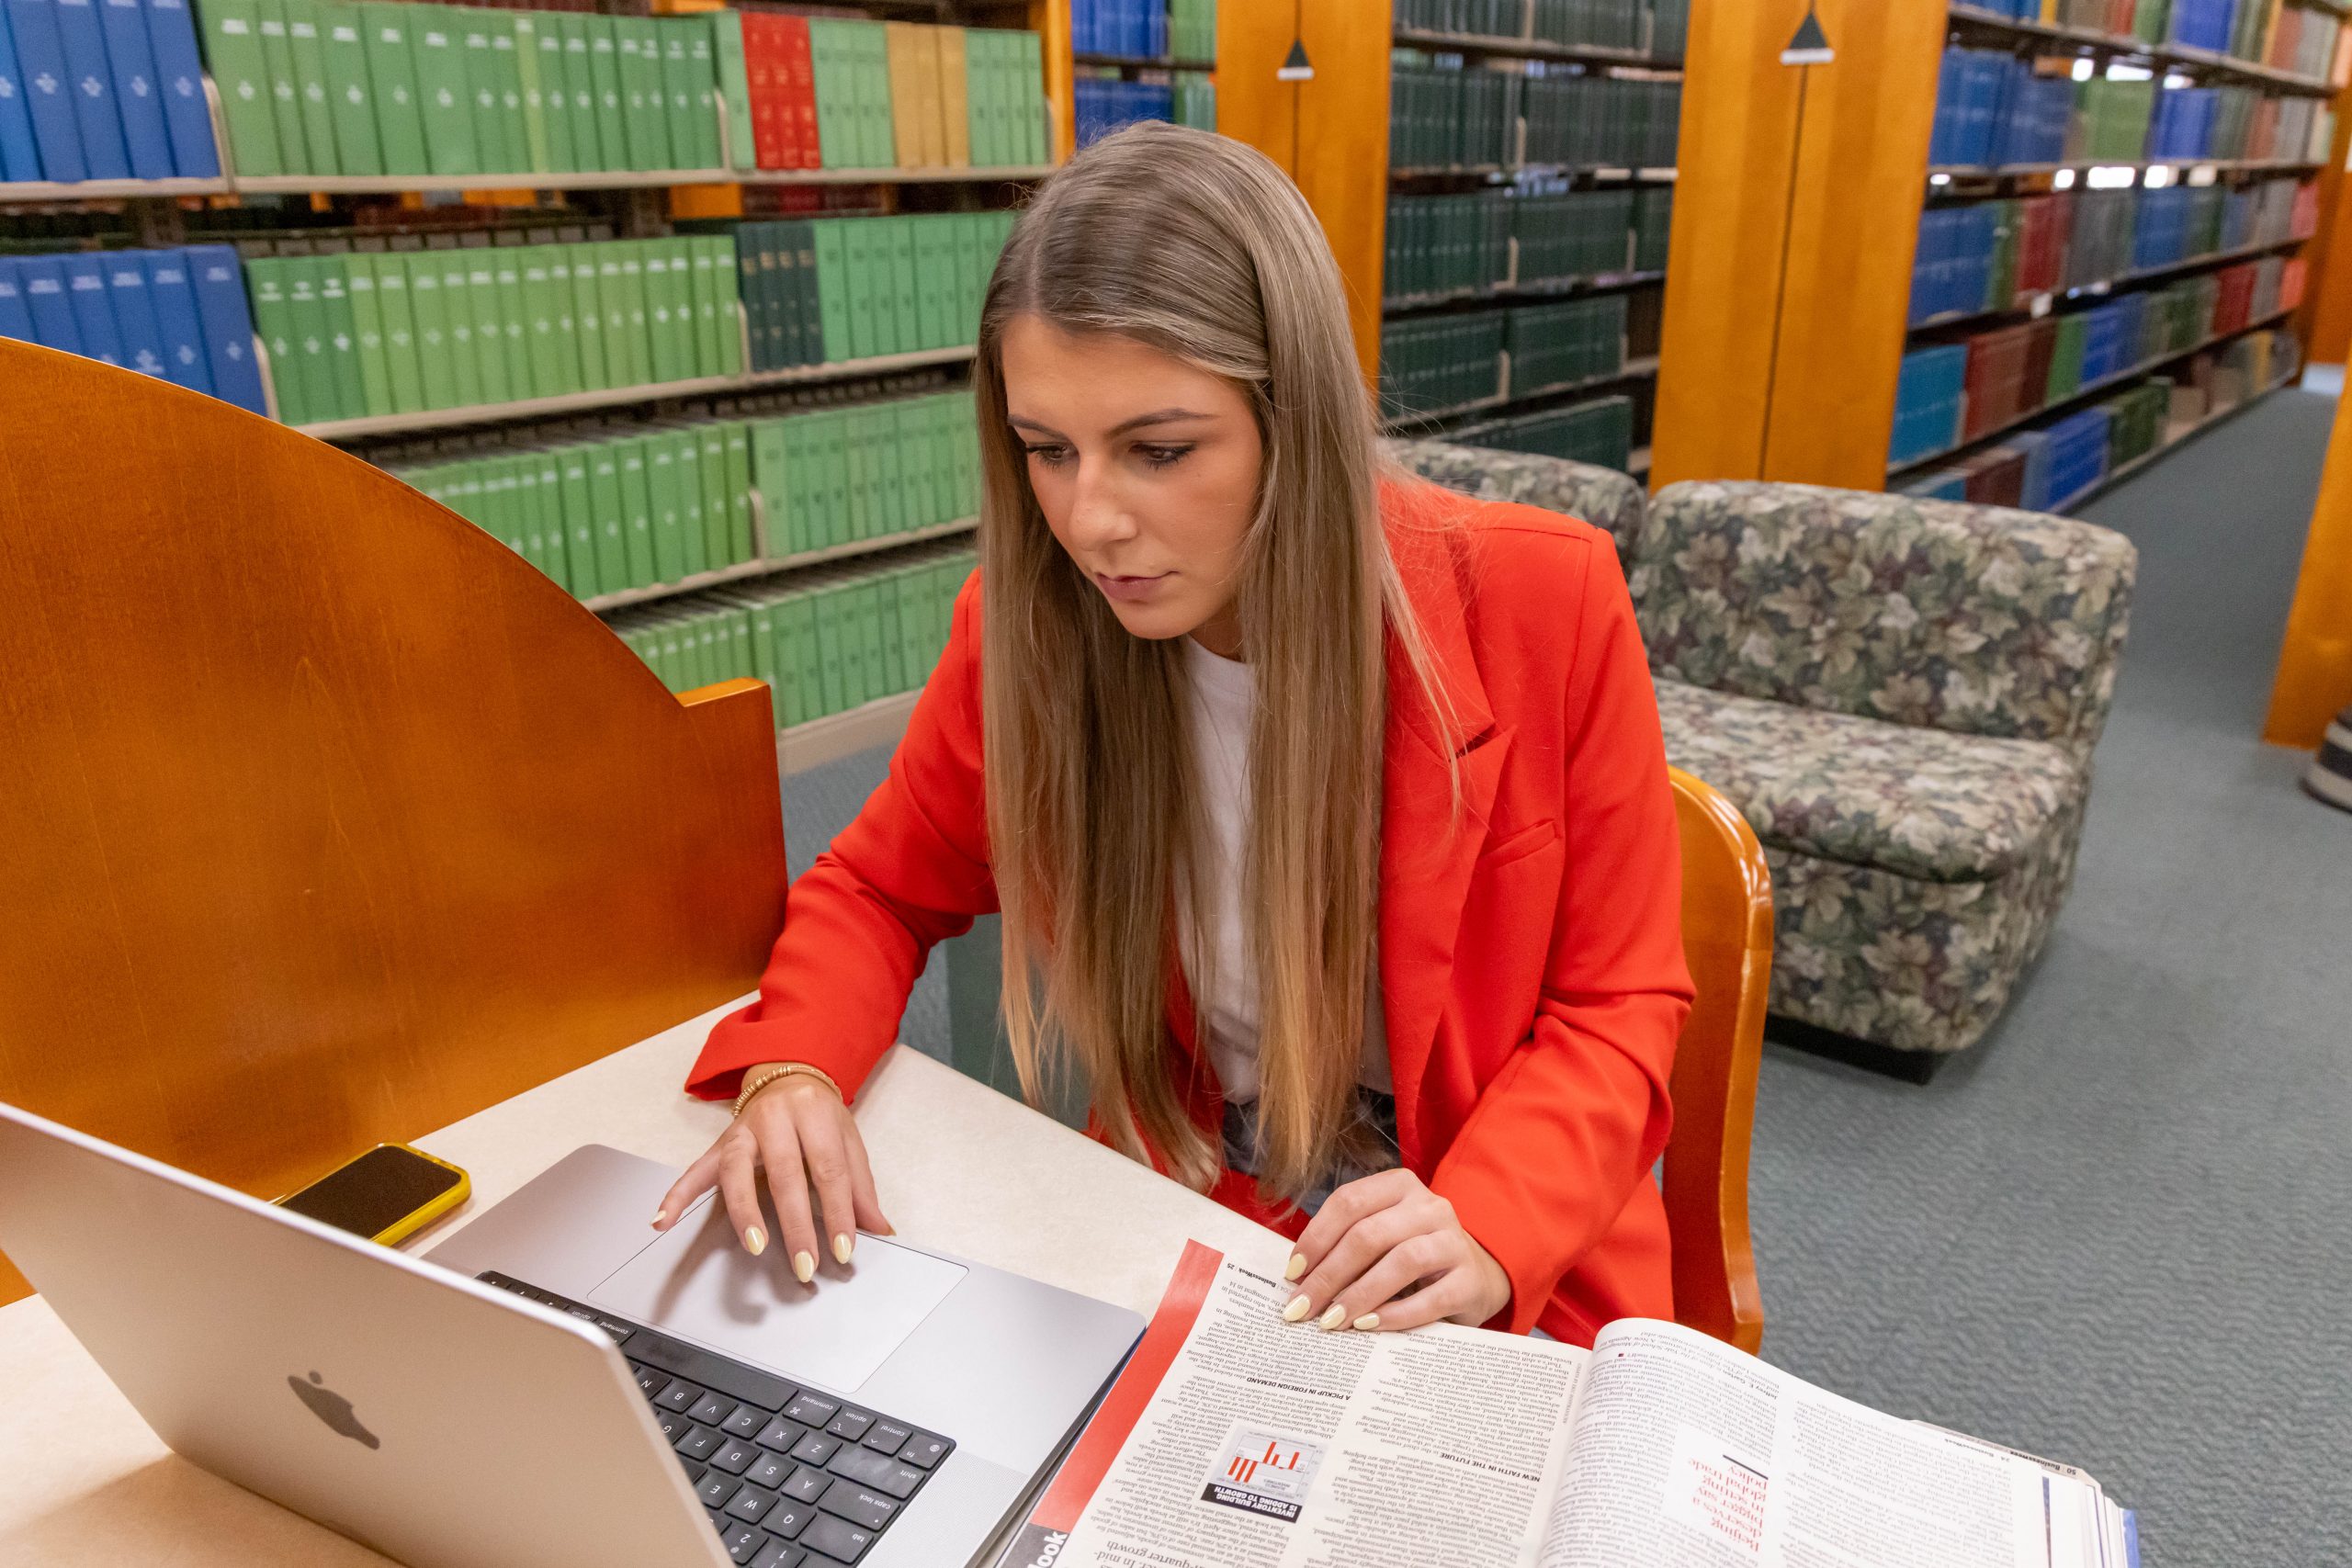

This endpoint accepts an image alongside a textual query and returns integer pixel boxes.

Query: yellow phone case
[275,1144,472,1247]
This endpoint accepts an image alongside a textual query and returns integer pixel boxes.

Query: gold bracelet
[731,1062,843,1118]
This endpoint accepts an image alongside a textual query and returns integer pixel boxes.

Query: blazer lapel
[1379,506,1507,1167]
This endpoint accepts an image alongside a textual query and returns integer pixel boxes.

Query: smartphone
[275,1144,471,1247]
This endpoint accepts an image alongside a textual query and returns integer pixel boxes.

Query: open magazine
[996,1243,2138,1568]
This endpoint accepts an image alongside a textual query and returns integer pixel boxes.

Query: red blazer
[686,476,1694,1346]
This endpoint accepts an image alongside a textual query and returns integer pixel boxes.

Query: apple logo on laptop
[288,1371,381,1450]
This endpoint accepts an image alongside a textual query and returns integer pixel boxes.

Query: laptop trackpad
[587,1192,966,1396]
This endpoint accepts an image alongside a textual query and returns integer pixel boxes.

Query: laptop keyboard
[477,1271,955,1566]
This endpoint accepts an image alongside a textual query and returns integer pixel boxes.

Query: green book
[965,28,995,170]
[403,253,456,409]
[888,217,918,357]
[813,587,845,714]
[711,233,744,376]
[491,22,526,175]
[847,220,882,359]
[341,254,391,416]
[320,6,380,175]
[643,246,682,386]
[462,18,510,175]
[558,444,598,599]
[522,249,565,399]
[570,241,609,389]
[370,252,424,414]
[617,244,652,386]
[361,4,427,176]
[616,436,656,587]
[285,0,339,175]
[751,419,791,552]
[582,17,624,173]
[544,249,583,394]
[282,257,338,423]
[1018,29,1045,166]
[911,217,945,351]
[702,423,737,563]
[672,429,708,578]
[709,10,753,172]
[722,422,752,560]
[864,21,894,169]
[244,260,299,421]
[492,248,531,400]
[662,238,702,378]
[412,6,477,177]
[508,455,543,575]
[528,15,572,173]
[743,221,778,369]
[315,257,364,421]
[616,17,671,171]
[876,572,905,695]
[511,15,548,172]
[588,439,628,590]
[595,246,633,388]
[465,252,509,403]
[807,19,851,168]
[536,450,571,589]
[200,0,282,176]
[255,0,313,174]
[842,407,874,543]
[658,19,703,172]
[435,250,482,407]
[686,235,722,377]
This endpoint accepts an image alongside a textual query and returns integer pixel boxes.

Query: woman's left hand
[1277,1168,1511,1333]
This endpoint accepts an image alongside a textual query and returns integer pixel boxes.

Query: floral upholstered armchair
[1386,445,2139,1061]
[1632,481,2135,1057]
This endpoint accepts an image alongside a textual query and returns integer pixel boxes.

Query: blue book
[103,250,168,374]
[96,0,171,177]
[61,252,124,364]
[0,256,31,341]
[141,0,212,175]
[0,4,45,179]
[6,0,85,179]
[185,241,267,413]
[17,254,79,351]
[141,244,210,390]
[1148,0,1166,60]
[50,0,130,178]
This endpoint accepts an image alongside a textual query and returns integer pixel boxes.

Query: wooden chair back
[0,342,790,1306]
[1662,766,1772,1353]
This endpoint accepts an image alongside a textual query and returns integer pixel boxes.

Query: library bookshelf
[1653,0,2346,513]
[0,0,1097,754]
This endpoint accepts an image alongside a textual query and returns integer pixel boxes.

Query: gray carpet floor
[776,388,2352,1562]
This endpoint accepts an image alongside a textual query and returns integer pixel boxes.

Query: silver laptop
[0,1099,1143,1568]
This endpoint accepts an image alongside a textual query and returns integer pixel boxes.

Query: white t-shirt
[1179,637,1392,1105]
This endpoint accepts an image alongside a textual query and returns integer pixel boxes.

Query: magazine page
[997,1240,1589,1568]
[1537,1319,2107,1568]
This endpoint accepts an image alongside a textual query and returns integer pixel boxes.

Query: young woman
[655,123,1692,1348]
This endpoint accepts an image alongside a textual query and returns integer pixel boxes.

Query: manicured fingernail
[793,1250,816,1283]
[1284,1253,1306,1281]
[743,1227,765,1256]
[651,1208,667,1228]
[832,1233,854,1265]
[1353,1314,1380,1331]
[1317,1303,1347,1331]
[1282,1293,1311,1323]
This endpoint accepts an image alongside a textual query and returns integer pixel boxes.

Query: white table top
[0,998,1285,1566]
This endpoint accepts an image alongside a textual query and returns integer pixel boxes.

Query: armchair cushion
[1634,482,2137,753]
[1386,439,1647,564]
[1653,680,2079,884]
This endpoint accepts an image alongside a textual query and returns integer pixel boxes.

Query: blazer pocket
[1475,818,1561,873]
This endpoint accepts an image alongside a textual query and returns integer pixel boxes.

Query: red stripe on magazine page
[1024,1240,1223,1531]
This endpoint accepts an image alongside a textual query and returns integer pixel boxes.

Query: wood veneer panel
[0,341,788,1303]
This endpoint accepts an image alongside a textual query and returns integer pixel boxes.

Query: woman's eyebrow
[1008,410,1215,440]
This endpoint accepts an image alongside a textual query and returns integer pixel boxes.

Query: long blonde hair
[975,122,1442,1201]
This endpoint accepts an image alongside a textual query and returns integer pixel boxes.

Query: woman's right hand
[652,1065,894,1283]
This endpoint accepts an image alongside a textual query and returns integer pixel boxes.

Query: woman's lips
[1093,571,1173,604]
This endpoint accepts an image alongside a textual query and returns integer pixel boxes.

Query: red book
[778,16,817,172]
[2281,256,2309,311]
[2293,179,2320,238]
[2212,263,2256,335]
[742,14,788,171]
